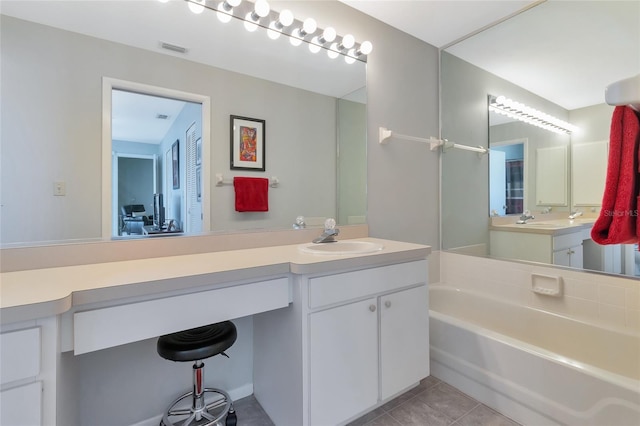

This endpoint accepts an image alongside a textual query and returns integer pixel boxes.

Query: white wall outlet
[54,181,66,196]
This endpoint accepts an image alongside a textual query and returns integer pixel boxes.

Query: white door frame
[102,77,211,239]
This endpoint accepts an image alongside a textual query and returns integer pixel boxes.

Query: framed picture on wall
[172,140,180,189]
[230,115,265,171]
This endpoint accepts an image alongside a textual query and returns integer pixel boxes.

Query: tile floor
[233,376,521,426]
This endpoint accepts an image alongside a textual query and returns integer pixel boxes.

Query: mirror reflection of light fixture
[267,9,293,40]
[244,0,269,32]
[217,0,241,23]
[345,48,357,64]
[309,27,336,54]
[188,0,206,14]
[180,0,372,63]
[327,42,340,59]
[489,95,579,134]
[291,17,316,46]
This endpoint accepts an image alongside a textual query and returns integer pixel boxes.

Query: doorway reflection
[111,89,202,237]
[489,141,525,216]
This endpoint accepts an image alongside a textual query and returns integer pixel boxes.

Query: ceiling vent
[160,41,188,54]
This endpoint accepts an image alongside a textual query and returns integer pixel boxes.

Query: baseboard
[129,383,254,426]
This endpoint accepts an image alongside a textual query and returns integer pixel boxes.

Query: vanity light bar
[182,0,372,63]
[489,95,579,135]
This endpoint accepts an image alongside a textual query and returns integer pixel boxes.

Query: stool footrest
[161,388,233,426]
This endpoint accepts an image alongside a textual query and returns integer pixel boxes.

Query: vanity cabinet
[254,259,429,426]
[551,232,584,268]
[309,298,378,425]
[1,317,57,426]
[490,229,584,268]
[1,237,430,426]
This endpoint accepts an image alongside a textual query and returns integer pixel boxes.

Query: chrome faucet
[516,211,535,224]
[293,215,306,229]
[313,218,340,243]
[569,210,583,220]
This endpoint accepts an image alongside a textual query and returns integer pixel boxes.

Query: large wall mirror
[0,0,366,247]
[441,1,639,277]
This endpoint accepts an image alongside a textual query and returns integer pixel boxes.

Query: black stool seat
[157,321,237,362]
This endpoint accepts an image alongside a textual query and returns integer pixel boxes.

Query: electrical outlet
[54,181,66,196]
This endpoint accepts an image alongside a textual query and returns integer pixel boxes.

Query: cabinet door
[380,285,429,400]
[553,245,583,268]
[1,381,42,426]
[553,248,572,266]
[570,244,583,269]
[309,298,378,426]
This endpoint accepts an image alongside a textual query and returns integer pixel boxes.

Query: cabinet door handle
[369,304,376,312]
[385,300,391,308]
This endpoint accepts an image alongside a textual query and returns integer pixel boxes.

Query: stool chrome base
[160,388,235,426]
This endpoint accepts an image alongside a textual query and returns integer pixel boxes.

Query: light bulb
[327,42,340,59]
[321,27,337,43]
[217,1,233,23]
[302,18,317,35]
[244,12,259,32]
[309,37,322,53]
[217,11,232,22]
[358,40,373,55]
[227,0,241,6]
[188,0,205,14]
[345,48,357,64]
[267,22,281,39]
[254,0,270,17]
[279,9,294,27]
[340,34,355,49]
[271,9,293,32]
[289,29,303,46]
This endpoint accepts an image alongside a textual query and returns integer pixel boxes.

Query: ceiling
[343,0,640,110]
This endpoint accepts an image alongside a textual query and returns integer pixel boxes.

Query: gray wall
[570,103,614,144]
[337,99,367,225]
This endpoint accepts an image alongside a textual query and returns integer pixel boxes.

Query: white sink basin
[299,241,384,255]
[519,222,566,228]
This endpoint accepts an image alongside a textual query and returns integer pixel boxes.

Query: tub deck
[429,286,640,426]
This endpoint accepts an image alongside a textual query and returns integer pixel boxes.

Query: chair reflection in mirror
[120,204,152,235]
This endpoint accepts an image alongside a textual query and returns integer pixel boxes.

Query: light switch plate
[54,181,66,196]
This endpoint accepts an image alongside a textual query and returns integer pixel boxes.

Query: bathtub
[429,285,640,426]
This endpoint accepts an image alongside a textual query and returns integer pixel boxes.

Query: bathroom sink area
[299,241,384,255]
[490,217,597,236]
[518,222,567,229]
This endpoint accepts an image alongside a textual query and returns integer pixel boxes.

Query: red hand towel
[234,177,269,212]
[591,106,640,245]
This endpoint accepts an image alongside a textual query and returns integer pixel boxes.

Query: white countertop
[0,238,430,324]
[490,218,596,236]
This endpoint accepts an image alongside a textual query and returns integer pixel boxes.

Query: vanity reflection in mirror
[0,0,367,246]
[441,0,639,277]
